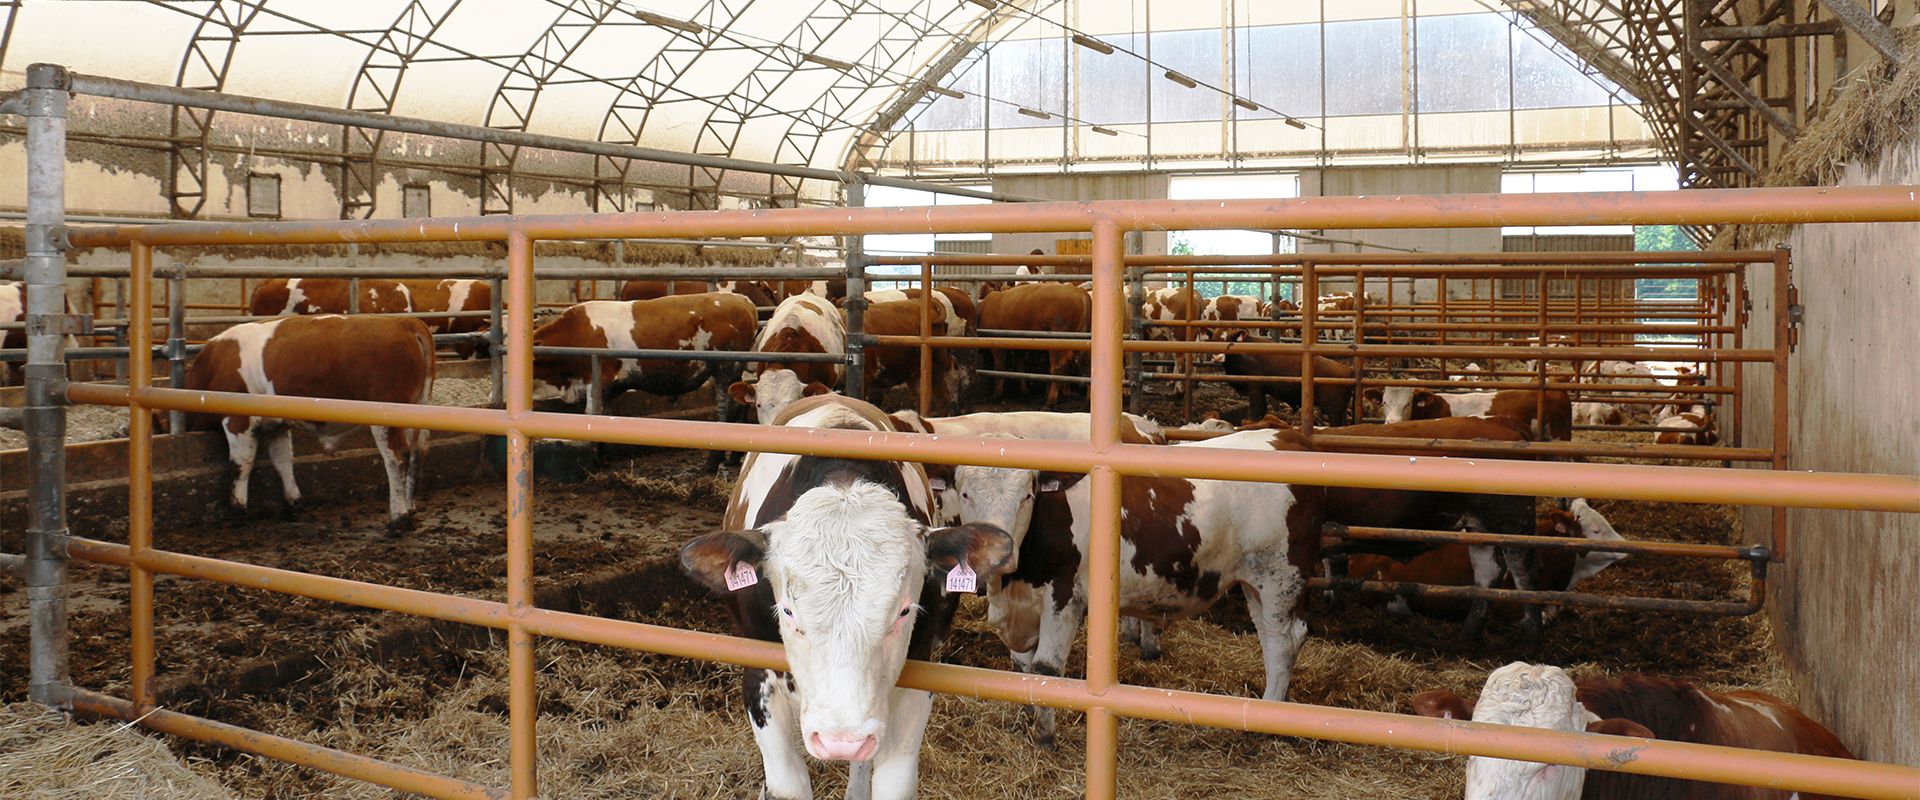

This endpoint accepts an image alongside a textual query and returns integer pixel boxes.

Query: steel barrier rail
[54,536,1910,800]
[863,333,1772,363]
[61,187,1920,248]
[1309,576,1763,616]
[63,382,1920,512]
[45,186,1920,800]
[864,251,1777,266]
[59,264,852,281]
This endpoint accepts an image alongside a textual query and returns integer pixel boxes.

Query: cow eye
[897,607,913,619]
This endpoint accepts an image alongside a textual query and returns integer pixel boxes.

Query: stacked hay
[1732,27,1920,247]
[0,703,233,799]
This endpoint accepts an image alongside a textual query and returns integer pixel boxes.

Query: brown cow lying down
[180,315,435,529]
[1338,499,1627,625]
[1413,661,1854,800]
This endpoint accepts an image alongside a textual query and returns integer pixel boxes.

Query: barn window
[402,183,431,218]
[245,172,282,219]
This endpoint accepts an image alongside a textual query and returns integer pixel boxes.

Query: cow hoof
[1034,731,1057,751]
[385,514,418,537]
[1139,645,1162,662]
[280,500,305,520]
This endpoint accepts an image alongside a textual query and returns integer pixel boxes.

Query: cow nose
[807,731,879,762]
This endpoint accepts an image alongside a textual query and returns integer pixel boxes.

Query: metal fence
[12,65,1920,800]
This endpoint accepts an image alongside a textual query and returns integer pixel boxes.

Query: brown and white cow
[1573,401,1625,427]
[1414,662,1855,800]
[248,278,412,317]
[975,282,1091,409]
[1653,405,1717,446]
[1340,499,1627,623]
[1315,415,1544,638]
[731,293,846,424]
[621,279,777,310]
[531,293,757,407]
[0,281,79,385]
[859,299,959,413]
[1141,286,1200,341]
[1373,387,1573,441]
[1222,350,1356,425]
[179,315,434,528]
[1199,293,1268,343]
[988,428,1326,745]
[248,278,491,357]
[679,394,1013,799]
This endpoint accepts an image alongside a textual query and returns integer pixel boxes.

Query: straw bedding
[0,703,233,799]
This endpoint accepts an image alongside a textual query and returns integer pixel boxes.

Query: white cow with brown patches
[530,294,756,408]
[731,293,847,424]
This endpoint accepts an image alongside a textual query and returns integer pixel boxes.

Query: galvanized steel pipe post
[843,179,867,400]
[22,62,71,709]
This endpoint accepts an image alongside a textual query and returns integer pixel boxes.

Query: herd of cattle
[9,271,1816,798]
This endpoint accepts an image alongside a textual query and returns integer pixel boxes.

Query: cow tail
[414,327,436,455]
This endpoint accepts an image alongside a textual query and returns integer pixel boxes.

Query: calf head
[729,368,831,424]
[680,482,1012,762]
[983,470,1083,654]
[1563,499,1629,587]
[1462,662,1590,800]
[1378,387,1420,424]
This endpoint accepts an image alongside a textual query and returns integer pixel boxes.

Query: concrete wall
[1738,138,1920,767]
[989,173,1170,258]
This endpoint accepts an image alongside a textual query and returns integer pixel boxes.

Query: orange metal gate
[43,188,1920,800]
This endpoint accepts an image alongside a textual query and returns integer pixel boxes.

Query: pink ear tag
[725,561,759,591]
[945,560,976,594]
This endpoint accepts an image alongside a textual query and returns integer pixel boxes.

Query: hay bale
[0,703,233,799]
[1734,27,1920,246]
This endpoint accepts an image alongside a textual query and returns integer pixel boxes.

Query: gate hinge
[26,313,92,336]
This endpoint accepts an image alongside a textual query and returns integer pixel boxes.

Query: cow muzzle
[806,730,880,762]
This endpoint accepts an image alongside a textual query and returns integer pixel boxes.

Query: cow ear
[803,381,832,397]
[727,380,755,405]
[1362,386,1382,402]
[1409,689,1474,721]
[679,530,769,594]
[1587,718,1655,739]
[923,462,955,493]
[1036,471,1086,494]
[925,523,1015,594]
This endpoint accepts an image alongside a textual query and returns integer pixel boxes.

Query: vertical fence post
[23,62,71,710]
[1083,219,1125,800]
[166,269,186,433]
[917,259,934,417]
[128,242,155,712]
[1733,267,1747,446]
[1351,270,1366,423]
[504,232,540,800]
[843,180,867,400]
[1536,271,1550,436]
[1299,262,1318,434]
[488,275,504,407]
[1181,270,1195,422]
[1769,246,1792,563]
[1126,264,1145,416]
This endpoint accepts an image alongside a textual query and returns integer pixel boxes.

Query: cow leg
[1026,589,1085,748]
[369,425,415,532]
[1243,554,1310,702]
[266,427,302,516]
[864,687,933,800]
[1121,616,1163,661]
[223,418,258,512]
[1503,544,1545,642]
[746,669,811,800]
[1462,544,1502,640]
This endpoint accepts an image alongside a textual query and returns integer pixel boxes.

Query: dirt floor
[0,379,1789,800]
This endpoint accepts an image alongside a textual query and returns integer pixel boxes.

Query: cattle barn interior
[0,3,1916,799]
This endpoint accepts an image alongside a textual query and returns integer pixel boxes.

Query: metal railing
[16,63,1920,800]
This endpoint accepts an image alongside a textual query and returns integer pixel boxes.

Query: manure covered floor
[0,436,1789,799]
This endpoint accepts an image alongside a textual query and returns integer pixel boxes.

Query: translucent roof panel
[0,0,1671,199]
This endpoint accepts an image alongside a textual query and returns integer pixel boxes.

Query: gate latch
[26,313,92,336]
[1785,284,1803,352]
